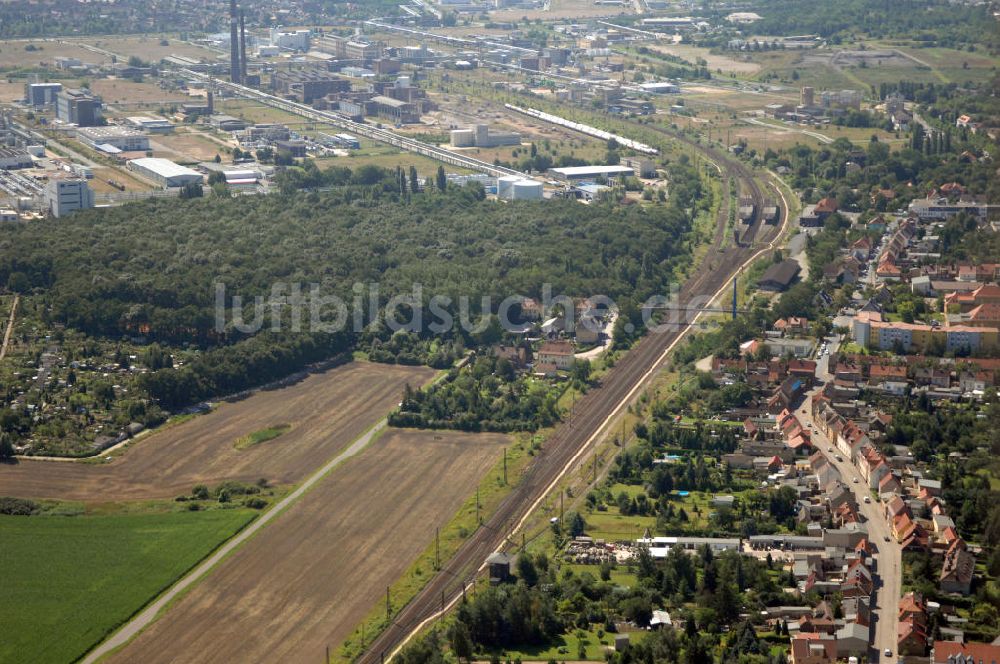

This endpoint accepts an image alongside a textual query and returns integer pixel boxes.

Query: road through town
[800,343,901,663]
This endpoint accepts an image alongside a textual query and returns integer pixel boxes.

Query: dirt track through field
[0,294,17,362]
[104,429,506,664]
[0,362,434,501]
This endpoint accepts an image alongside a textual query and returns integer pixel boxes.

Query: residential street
[799,337,901,663]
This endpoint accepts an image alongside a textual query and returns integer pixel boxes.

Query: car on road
[853,477,859,483]
[884,535,891,542]
[864,496,871,503]
[828,447,833,452]
[884,648,893,657]
[836,455,843,462]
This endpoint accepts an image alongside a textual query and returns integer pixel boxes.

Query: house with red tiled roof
[774,316,810,335]
[940,540,975,595]
[965,302,1000,329]
[945,283,1000,312]
[898,592,929,656]
[885,494,910,519]
[932,640,1000,663]
[798,614,837,635]
[814,197,838,216]
[877,260,903,281]
[842,559,874,598]
[536,340,575,370]
[851,235,873,261]
[787,359,817,379]
[898,621,928,657]
[878,472,902,496]
[834,501,861,526]
[939,182,966,197]
[788,433,814,456]
[893,512,916,539]
[899,592,926,622]
[901,523,930,552]
[790,635,837,664]
[836,420,869,461]
[858,445,891,489]
[834,362,863,383]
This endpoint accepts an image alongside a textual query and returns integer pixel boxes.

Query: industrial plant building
[127,158,203,188]
[270,28,311,51]
[76,126,150,152]
[55,88,102,126]
[126,115,175,134]
[548,165,634,182]
[0,148,33,170]
[449,125,522,148]
[24,82,62,107]
[45,177,94,218]
[271,70,351,104]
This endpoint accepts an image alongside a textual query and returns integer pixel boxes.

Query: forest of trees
[0,167,695,412]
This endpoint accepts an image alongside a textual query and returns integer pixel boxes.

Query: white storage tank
[511,180,543,200]
[496,175,520,199]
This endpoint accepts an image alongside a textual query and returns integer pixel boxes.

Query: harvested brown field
[83,36,224,63]
[150,131,231,163]
[0,39,93,69]
[87,79,191,107]
[105,429,506,664]
[0,362,434,501]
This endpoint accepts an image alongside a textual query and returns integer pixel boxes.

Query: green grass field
[234,423,291,450]
[0,510,256,664]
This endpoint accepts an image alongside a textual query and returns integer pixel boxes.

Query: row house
[857,445,891,489]
[898,592,929,657]
[836,419,870,462]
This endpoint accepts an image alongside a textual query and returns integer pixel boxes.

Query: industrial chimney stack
[229,0,241,84]
[239,11,248,81]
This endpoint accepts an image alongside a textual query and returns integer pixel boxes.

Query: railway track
[357,136,785,663]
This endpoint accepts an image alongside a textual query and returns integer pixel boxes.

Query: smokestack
[229,0,241,84]
[239,11,248,81]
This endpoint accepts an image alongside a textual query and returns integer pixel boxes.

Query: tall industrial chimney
[229,0,241,84]
[239,11,248,81]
